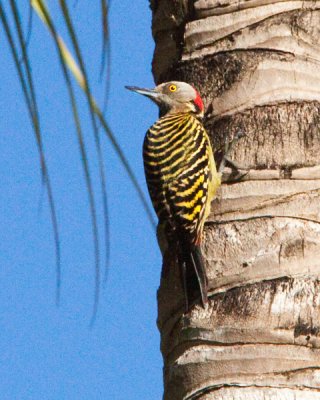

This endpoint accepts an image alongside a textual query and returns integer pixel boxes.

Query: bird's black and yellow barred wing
[143,112,220,246]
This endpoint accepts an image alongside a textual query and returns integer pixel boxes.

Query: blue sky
[0,2,163,399]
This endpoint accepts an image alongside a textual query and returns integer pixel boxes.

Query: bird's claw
[218,129,247,175]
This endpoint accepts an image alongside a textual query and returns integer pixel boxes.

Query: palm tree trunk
[151,1,320,399]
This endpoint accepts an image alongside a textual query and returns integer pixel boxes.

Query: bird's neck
[160,108,203,119]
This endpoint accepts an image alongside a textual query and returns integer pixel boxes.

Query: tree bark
[151,1,320,399]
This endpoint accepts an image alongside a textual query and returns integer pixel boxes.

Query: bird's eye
[169,84,177,92]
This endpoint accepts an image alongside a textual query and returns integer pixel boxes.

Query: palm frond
[100,0,111,115]
[32,1,156,229]
[100,0,109,79]
[2,1,156,323]
[33,0,102,325]
[59,0,110,322]
[1,1,61,305]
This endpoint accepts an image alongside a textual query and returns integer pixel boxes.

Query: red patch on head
[193,89,204,112]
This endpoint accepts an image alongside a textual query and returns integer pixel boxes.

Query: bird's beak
[125,86,161,101]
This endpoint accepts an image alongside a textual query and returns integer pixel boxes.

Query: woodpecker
[126,81,221,311]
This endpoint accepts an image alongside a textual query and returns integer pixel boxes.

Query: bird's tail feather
[178,237,208,311]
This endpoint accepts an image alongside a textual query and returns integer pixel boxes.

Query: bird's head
[126,81,204,118]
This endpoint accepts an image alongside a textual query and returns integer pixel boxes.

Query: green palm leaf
[1,1,156,323]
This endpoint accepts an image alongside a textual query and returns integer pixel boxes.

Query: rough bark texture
[151,1,320,399]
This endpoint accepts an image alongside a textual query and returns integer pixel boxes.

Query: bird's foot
[218,129,248,180]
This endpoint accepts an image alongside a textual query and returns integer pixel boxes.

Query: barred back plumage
[143,112,220,247]
[143,112,220,310]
